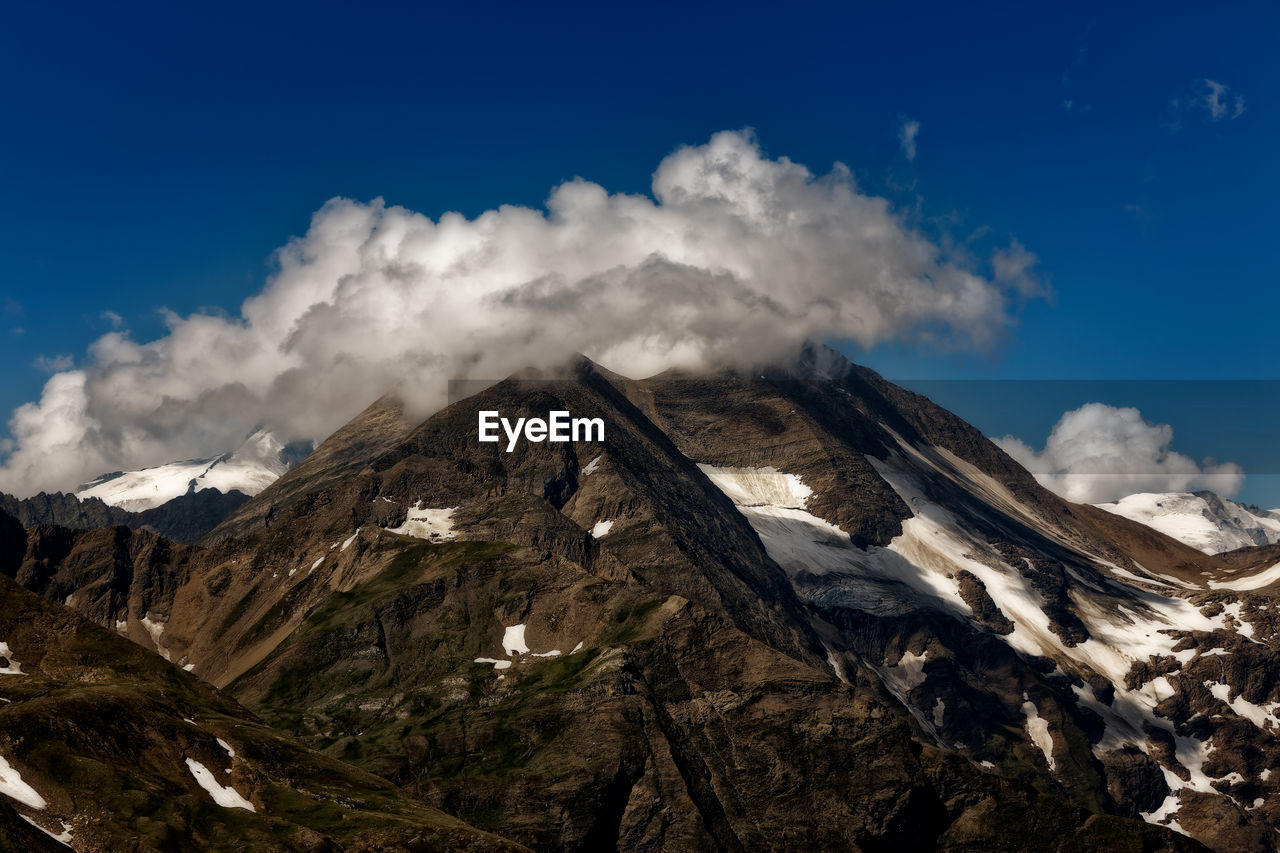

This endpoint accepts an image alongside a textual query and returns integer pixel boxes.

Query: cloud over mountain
[994,402,1244,504]
[0,130,1042,496]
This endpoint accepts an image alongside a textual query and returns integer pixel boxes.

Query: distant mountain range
[3,348,1280,850]
[1096,491,1280,554]
[76,429,310,512]
[0,430,312,545]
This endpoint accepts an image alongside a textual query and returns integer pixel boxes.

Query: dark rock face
[0,488,250,545]
[8,350,1280,851]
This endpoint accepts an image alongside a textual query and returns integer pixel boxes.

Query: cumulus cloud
[898,119,920,161]
[0,130,1044,496]
[994,403,1244,504]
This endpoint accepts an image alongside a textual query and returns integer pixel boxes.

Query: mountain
[0,513,523,852]
[9,348,1280,850]
[1095,491,1280,555]
[76,429,308,512]
[202,394,412,543]
[0,488,251,546]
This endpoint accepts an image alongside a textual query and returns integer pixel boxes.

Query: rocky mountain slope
[0,513,523,852]
[8,349,1280,850]
[0,488,250,545]
[1096,491,1280,554]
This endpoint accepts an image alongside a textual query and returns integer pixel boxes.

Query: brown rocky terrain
[0,515,524,851]
[5,348,1279,850]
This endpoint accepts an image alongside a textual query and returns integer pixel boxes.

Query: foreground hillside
[9,349,1280,850]
[0,512,523,852]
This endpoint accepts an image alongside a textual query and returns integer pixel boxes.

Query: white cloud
[898,119,920,161]
[991,239,1048,299]
[32,354,74,373]
[101,310,125,329]
[0,130,1044,496]
[1200,79,1245,120]
[994,403,1244,504]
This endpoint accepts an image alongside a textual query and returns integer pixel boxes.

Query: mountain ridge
[4,349,1279,850]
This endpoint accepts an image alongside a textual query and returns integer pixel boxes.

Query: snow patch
[385,503,458,540]
[474,657,512,670]
[0,754,46,809]
[1205,682,1280,730]
[1210,562,1280,592]
[883,650,928,697]
[823,642,849,684]
[19,816,71,847]
[581,455,602,476]
[341,528,362,550]
[591,519,614,538]
[0,643,25,676]
[216,738,235,760]
[186,758,254,810]
[697,463,967,613]
[140,613,171,662]
[1020,694,1056,771]
[503,624,530,656]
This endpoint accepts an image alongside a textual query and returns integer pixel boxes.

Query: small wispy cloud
[1199,78,1246,121]
[102,310,125,329]
[33,354,75,373]
[1170,78,1245,129]
[898,119,920,161]
[991,239,1049,299]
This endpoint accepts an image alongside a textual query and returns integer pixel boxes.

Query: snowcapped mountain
[1095,490,1280,554]
[76,429,300,512]
[8,349,1280,851]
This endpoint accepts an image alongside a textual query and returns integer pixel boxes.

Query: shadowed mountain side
[1,488,251,545]
[0,568,526,852]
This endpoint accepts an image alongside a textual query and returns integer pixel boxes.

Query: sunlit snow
[0,643,24,676]
[19,816,71,847]
[591,519,614,538]
[186,758,254,810]
[77,429,289,511]
[384,503,457,540]
[503,624,530,656]
[1096,492,1280,555]
[0,754,46,809]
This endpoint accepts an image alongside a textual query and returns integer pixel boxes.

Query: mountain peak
[1095,490,1280,554]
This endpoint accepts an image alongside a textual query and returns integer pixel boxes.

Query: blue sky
[1,2,1276,503]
